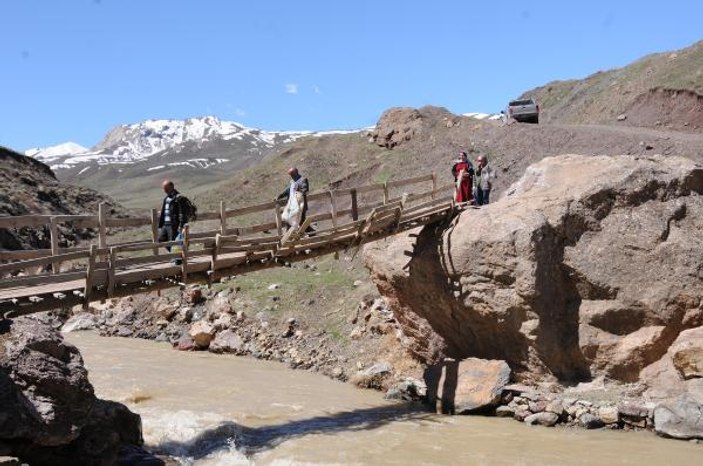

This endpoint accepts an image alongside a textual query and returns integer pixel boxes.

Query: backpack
[176,194,198,223]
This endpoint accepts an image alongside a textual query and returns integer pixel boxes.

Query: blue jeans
[476,189,490,206]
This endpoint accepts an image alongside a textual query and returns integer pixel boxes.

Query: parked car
[508,98,540,123]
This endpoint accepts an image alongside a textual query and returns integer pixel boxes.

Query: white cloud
[313,85,322,95]
[285,83,298,94]
[235,108,246,117]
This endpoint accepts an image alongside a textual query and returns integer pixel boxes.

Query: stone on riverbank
[188,321,215,349]
[209,330,244,354]
[60,312,97,333]
[426,358,510,414]
[654,396,703,440]
[525,412,560,427]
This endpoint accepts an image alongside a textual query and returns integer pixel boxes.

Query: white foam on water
[137,407,251,465]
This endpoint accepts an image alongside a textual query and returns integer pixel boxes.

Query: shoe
[172,258,183,266]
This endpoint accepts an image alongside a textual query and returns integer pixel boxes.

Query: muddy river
[67,333,702,465]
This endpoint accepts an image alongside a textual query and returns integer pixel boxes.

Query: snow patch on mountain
[25,142,89,162]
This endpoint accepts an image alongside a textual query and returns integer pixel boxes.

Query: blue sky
[1,0,702,151]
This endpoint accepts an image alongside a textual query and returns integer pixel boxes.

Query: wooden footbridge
[0,173,464,317]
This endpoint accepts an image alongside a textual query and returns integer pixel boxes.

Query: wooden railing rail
[0,172,453,286]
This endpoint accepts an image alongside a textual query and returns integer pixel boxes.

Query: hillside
[0,146,121,250]
[192,105,703,215]
[523,39,703,131]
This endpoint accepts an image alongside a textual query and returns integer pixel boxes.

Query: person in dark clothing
[276,167,314,233]
[158,180,185,253]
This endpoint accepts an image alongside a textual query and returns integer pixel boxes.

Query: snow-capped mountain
[23,116,367,205]
[27,116,349,172]
[25,142,89,162]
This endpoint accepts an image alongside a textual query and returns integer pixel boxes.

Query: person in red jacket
[451,151,474,203]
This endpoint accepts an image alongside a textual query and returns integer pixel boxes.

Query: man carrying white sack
[276,167,314,233]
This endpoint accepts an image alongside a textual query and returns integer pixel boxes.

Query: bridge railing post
[151,208,159,256]
[350,189,358,221]
[181,224,189,285]
[328,190,338,228]
[107,247,117,298]
[49,217,59,274]
[273,200,283,236]
[83,244,97,310]
[98,203,107,260]
[220,201,228,235]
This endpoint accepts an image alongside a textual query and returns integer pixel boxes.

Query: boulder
[579,413,605,429]
[350,362,393,389]
[425,358,510,414]
[525,412,560,427]
[184,287,203,305]
[209,330,244,354]
[370,108,422,149]
[669,327,703,379]
[0,317,142,464]
[598,406,619,425]
[495,406,515,417]
[60,312,97,333]
[384,378,427,401]
[188,321,215,349]
[654,396,703,439]
[365,154,703,392]
[175,334,195,351]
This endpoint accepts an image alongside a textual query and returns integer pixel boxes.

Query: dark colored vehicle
[508,98,540,123]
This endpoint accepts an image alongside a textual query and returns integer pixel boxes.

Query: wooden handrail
[0,172,454,278]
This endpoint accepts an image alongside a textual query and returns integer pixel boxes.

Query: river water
[67,333,701,465]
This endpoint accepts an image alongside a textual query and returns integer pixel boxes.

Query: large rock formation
[0,316,143,465]
[365,154,703,401]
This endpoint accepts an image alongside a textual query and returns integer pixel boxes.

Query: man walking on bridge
[277,167,313,233]
[158,180,186,256]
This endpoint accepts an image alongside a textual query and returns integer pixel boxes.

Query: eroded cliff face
[365,154,703,399]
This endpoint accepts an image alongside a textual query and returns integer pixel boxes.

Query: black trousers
[158,224,178,251]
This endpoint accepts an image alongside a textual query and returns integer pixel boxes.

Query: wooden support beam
[84,244,97,309]
[350,188,358,221]
[383,182,389,204]
[49,218,60,274]
[151,208,159,256]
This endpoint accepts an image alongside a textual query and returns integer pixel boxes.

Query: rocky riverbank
[62,279,421,391]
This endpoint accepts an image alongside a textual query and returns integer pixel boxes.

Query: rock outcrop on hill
[0,146,122,251]
[0,316,143,465]
[365,154,703,403]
